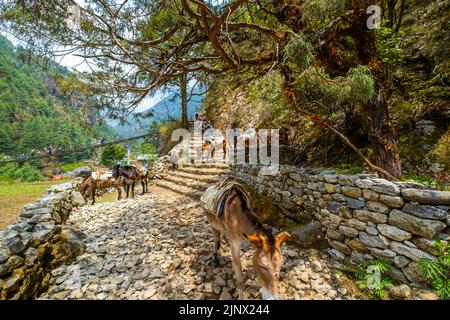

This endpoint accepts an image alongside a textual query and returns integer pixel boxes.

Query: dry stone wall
[227,164,450,285]
[0,182,86,299]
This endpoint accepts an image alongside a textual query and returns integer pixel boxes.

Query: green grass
[0,178,147,228]
[0,179,71,228]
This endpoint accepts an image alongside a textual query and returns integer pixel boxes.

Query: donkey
[201,178,289,300]
[201,138,227,162]
[79,169,123,205]
[112,164,148,198]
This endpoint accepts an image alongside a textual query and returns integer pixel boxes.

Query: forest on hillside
[0,0,448,186]
[0,35,117,180]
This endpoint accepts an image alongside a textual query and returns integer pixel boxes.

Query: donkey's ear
[275,232,290,247]
[245,234,262,248]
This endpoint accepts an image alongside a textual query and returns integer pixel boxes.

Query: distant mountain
[111,89,204,138]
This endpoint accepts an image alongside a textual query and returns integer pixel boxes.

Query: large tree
[0,0,403,178]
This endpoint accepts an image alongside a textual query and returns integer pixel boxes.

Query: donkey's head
[246,231,290,300]
[112,164,121,179]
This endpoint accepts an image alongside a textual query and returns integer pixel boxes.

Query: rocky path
[39,181,361,300]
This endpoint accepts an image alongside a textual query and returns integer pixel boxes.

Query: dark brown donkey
[201,179,289,300]
[112,164,148,198]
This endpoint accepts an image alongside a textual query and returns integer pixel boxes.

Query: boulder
[48,182,75,194]
[355,179,374,189]
[389,285,412,300]
[387,267,409,284]
[345,219,366,231]
[328,248,346,261]
[362,189,379,201]
[1,236,25,255]
[379,195,404,208]
[354,210,387,224]
[366,201,390,214]
[342,186,362,198]
[389,242,435,262]
[369,179,400,196]
[410,237,444,255]
[0,242,11,264]
[329,241,352,255]
[290,221,325,248]
[401,189,450,205]
[402,203,447,220]
[359,232,387,249]
[367,248,396,260]
[326,229,345,241]
[346,198,365,209]
[402,262,426,284]
[69,166,92,178]
[389,210,446,239]
[350,251,370,264]
[71,191,86,208]
[338,226,359,238]
[393,255,410,268]
[377,224,412,241]
[347,239,368,253]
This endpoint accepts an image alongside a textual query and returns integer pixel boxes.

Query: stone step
[155,180,203,199]
[170,171,220,183]
[163,175,211,191]
[183,163,229,169]
[178,166,228,176]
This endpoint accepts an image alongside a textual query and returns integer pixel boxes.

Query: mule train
[79,161,152,205]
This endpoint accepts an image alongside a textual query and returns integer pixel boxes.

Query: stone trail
[38,163,360,300]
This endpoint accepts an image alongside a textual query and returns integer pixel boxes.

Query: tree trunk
[363,88,402,179]
[351,0,403,179]
[180,74,188,130]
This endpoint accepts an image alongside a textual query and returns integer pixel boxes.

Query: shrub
[418,239,450,299]
[100,145,126,166]
[355,259,393,299]
[60,161,94,172]
[15,163,43,182]
[0,162,43,182]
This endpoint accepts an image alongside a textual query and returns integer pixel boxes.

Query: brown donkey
[201,178,289,300]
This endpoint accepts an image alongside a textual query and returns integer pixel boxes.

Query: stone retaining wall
[0,182,86,299]
[227,164,450,285]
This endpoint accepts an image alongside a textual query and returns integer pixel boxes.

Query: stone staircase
[156,132,230,199]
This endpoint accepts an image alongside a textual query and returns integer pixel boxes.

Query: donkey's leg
[90,185,96,205]
[141,180,145,195]
[211,228,221,265]
[230,238,245,299]
[116,184,122,200]
[131,182,135,197]
[125,183,129,199]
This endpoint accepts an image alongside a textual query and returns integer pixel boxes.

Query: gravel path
[39,186,361,300]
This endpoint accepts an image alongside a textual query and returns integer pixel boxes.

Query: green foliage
[0,162,43,182]
[59,161,94,172]
[418,239,450,299]
[283,34,312,70]
[295,65,375,108]
[0,35,94,158]
[376,26,405,66]
[355,259,393,300]
[134,142,156,155]
[100,145,126,167]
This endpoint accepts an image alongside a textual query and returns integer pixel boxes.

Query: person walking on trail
[204,123,214,142]
[194,112,199,121]
[170,150,180,171]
